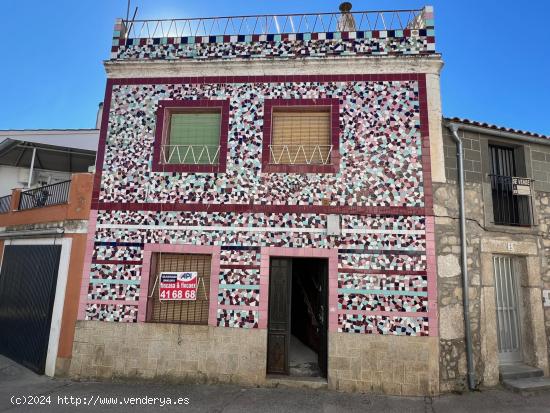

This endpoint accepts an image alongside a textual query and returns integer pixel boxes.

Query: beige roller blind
[271,108,331,164]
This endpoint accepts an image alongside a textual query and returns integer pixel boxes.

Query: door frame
[260,247,338,378]
[478,238,549,386]
[0,237,72,377]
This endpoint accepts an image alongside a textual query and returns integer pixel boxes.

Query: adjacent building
[437,119,550,391]
[0,129,98,376]
[70,5,445,395]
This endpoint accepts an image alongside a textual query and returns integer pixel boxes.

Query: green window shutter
[167,112,221,164]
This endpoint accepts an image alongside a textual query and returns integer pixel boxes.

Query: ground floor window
[147,253,211,325]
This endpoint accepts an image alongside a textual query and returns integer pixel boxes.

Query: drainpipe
[447,123,477,390]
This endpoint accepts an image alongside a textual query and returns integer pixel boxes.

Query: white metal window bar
[269,144,333,165]
[161,144,220,165]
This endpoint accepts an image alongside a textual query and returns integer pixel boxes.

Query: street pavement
[1,355,549,412]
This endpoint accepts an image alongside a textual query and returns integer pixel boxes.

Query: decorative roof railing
[120,8,429,40]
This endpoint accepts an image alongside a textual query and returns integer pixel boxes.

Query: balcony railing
[122,9,427,40]
[490,175,534,226]
[161,145,220,165]
[269,145,333,165]
[0,195,11,214]
[18,180,71,211]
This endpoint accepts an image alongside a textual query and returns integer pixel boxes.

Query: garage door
[0,245,61,374]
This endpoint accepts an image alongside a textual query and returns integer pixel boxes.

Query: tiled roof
[445,117,550,140]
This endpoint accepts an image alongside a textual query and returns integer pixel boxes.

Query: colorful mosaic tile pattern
[81,75,435,336]
[219,268,260,285]
[85,303,138,322]
[338,273,427,291]
[88,283,139,301]
[85,211,432,334]
[93,228,425,251]
[113,31,436,61]
[218,288,260,307]
[216,309,259,328]
[338,252,427,272]
[338,314,429,336]
[90,263,142,281]
[220,248,261,266]
[93,245,143,261]
[338,293,427,312]
[98,80,424,208]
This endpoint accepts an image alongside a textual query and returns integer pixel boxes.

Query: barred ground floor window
[146,253,211,325]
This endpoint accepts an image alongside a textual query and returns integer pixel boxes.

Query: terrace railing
[18,180,71,211]
[122,9,426,40]
[0,195,11,214]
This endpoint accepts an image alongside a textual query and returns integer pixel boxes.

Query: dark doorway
[267,257,328,378]
[0,245,61,374]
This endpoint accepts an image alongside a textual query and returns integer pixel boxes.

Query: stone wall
[70,321,267,386]
[434,180,550,392]
[435,182,482,392]
[539,192,550,368]
[71,321,439,396]
[328,333,439,396]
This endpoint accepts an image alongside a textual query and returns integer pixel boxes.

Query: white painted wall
[0,165,72,197]
[0,166,21,196]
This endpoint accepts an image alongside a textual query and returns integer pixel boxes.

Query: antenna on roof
[126,0,131,22]
[125,0,139,36]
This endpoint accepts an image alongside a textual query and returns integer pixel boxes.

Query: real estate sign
[512,177,531,196]
[159,272,198,301]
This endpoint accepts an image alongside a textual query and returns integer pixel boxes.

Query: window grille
[162,111,221,165]
[147,253,211,324]
[270,108,332,165]
[489,145,532,226]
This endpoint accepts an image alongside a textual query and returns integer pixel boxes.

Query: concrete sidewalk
[1,355,549,412]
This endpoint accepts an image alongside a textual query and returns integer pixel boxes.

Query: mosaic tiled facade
[79,71,437,338]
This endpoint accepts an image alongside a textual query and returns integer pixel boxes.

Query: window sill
[484,222,539,235]
[151,163,225,173]
[262,163,340,174]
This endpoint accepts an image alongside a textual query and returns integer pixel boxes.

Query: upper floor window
[271,108,331,165]
[262,99,340,174]
[489,144,533,226]
[165,111,221,165]
[152,99,229,173]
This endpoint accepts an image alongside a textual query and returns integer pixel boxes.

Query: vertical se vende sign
[159,272,198,300]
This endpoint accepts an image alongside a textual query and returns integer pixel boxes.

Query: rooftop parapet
[110,6,435,61]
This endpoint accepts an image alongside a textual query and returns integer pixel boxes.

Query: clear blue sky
[1,0,549,134]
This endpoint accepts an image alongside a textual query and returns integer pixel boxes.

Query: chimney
[95,102,104,129]
[337,2,356,32]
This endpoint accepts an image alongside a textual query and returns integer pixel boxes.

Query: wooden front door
[267,258,292,374]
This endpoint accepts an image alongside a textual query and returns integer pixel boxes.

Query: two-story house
[71,4,444,395]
